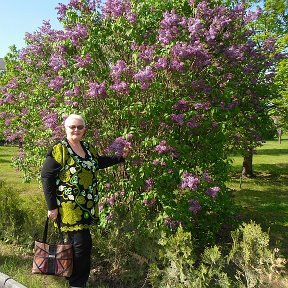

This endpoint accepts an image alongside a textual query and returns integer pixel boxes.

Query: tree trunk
[277,128,282,144]
[242,149,255,178]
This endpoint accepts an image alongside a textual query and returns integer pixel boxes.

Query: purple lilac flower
[49,54,67,71]
[143,198,156,207]
[171,114,185,125]
[74,54,92,67]
[187,115,201,128]
[55,3,68,21]
[107,136,132,157]
[88,82,106,98]
[154,140,175,154]
[144,177,154,191]
[180,172,200,190]
[138,45,154,63]
[110,60,127,79]
[42,111,59,130]
[187,18,203,39]
[133,66,155,89]
[170,58,185,72]
[6,78,18,89]
[173,99,191,111]
[110,80,129,94]
[202,171,213,183]
[64,23,88,46]
[188,199,202,214]
[206,186,220,198]
[154,57,168,69]
[48,75,65,91]
[164,217,182,230]
[158,10,181,44]
[102,0,133,21]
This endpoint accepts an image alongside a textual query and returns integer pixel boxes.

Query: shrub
[228,221,287,288]
[0,180,46,247]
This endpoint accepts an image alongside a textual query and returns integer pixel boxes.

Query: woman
[41,114,127,288]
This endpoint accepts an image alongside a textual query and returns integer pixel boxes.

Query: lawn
[228,135,288,258]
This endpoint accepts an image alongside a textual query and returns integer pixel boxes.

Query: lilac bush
[0,0,281,262]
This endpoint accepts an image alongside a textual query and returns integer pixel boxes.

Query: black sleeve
[96,155,125,170]
[41,155,62,210]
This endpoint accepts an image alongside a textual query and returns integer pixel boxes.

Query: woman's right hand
[48,208,58,221]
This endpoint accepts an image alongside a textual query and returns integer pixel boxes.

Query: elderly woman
[41,114,127,288]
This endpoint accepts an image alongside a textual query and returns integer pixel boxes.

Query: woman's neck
[67,138,81,147]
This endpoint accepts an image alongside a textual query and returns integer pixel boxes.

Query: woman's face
[65,118,86,142]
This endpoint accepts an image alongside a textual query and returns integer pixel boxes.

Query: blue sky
[0,0,70,58]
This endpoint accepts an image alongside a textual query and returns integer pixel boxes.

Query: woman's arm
[41,155,62,210]
[96,154,125,169]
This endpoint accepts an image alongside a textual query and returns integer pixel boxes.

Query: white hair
[64,114,86,127]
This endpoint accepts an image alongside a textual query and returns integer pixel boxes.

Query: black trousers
[67,229,92,287]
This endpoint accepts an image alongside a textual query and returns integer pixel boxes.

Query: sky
[0,0,70,58]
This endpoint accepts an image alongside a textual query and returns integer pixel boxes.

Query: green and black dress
[41,139,124,232]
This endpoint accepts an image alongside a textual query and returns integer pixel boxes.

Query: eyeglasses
[67,125,85,130]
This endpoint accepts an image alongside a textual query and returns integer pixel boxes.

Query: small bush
[0,180,46,247]
[228,221,287,288]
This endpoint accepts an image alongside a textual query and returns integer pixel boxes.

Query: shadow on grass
[231,166,288,259]
[256,149,288,155]
[0,157,12,164]
[234,194,288,258]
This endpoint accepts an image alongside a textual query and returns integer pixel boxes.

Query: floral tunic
[41,139,124,232]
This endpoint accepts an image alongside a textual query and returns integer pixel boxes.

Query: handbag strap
[43,217,64,244]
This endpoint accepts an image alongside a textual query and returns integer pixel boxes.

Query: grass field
[228,135,288,258]
[0,137,287,287]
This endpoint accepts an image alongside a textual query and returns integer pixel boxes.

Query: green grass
[228,135,288,258]
[0,145,39,195]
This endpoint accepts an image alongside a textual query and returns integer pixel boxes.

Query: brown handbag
[32,217,73,277]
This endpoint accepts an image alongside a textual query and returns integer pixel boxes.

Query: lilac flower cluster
[48,75,65,91]
[171,113,185,125]
[154,140,175,154]
[144,177,154,191]
[202,171,213,183]
[206,186,220,198]
[102,0,136,23]
[49,54,67,72]
[41,111,59,130]
[143,198,157,207]
[6,78,18,89]
[173,99,191,111]
[180,172,200,190]
[74,54,92,68]
[154,57,168,70]
[186,115,202,128]
[107,136,132,157]
[88,81,106,98]
[110,60,127,79]
[110,60,130,94]
[63,23,88,46]
[158,10,182,44]
[188,199,202,214]
[133,66,155,90]
[64,85,80,97]
[138,44,155,63]
[164,217,182,231]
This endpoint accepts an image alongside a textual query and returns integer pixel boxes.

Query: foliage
[148,225,231,288]
[228,221,287,288]
[149,222,287,288]
[0,179,46,246]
